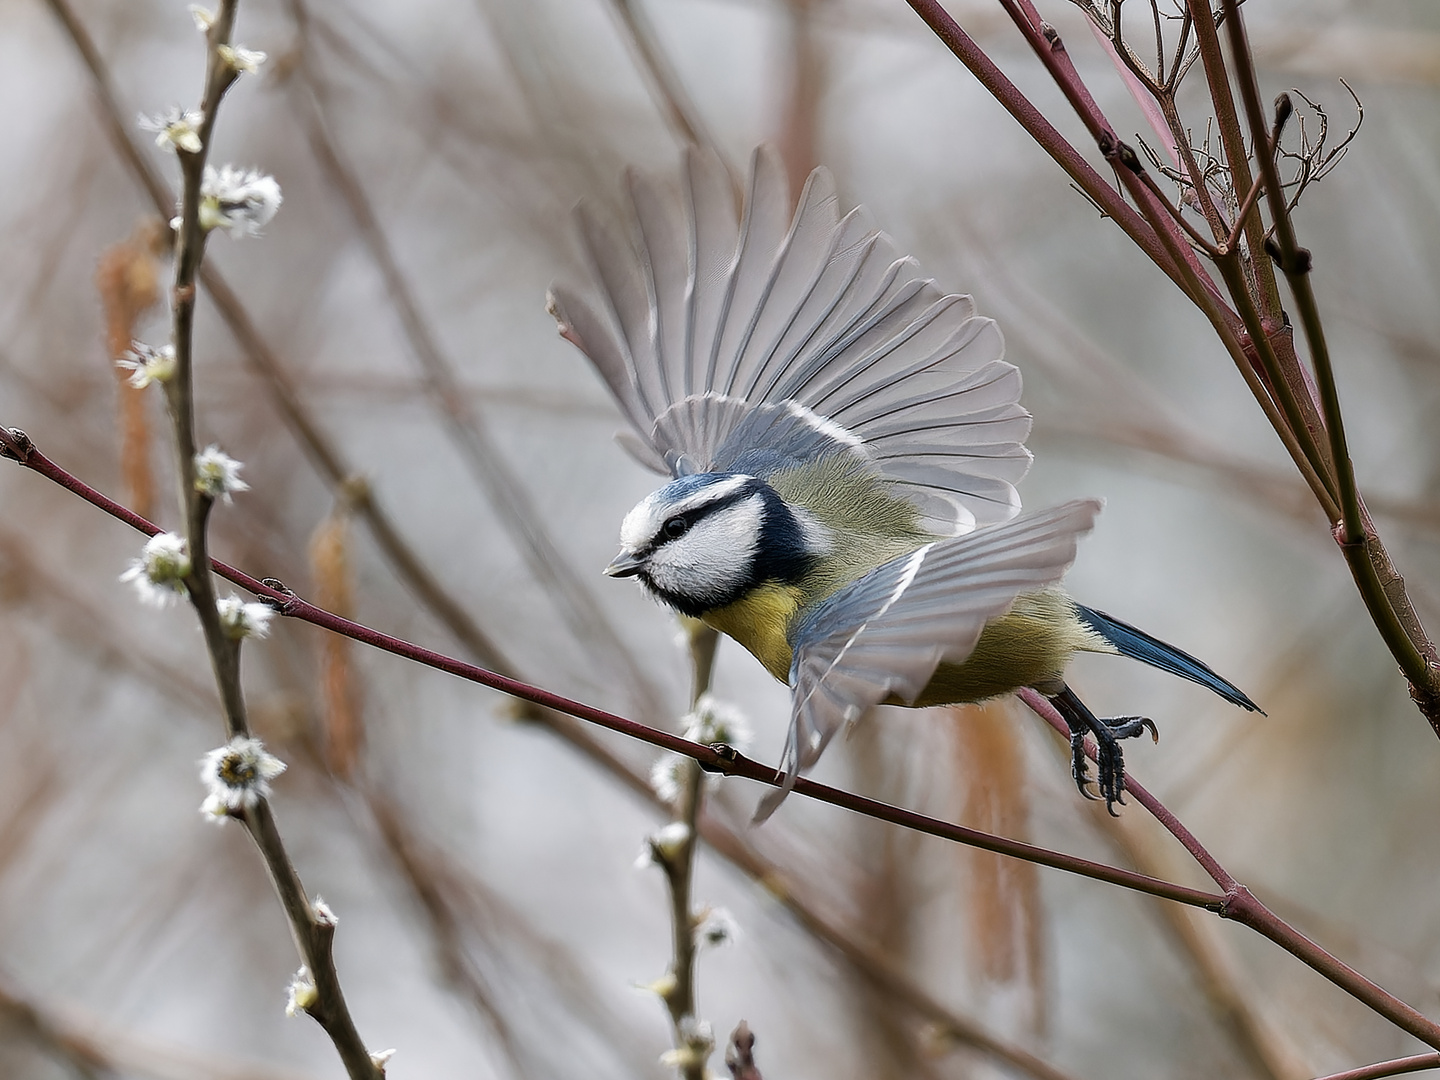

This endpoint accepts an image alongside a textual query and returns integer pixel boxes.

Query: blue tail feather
[1075,605,1263,713]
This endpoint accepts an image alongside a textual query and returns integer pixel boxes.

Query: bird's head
[606,472,824,617]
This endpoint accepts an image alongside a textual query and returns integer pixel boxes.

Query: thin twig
[1018,689,1440,1050]
[900,0,1201,302]
[1220,0,1440,723]
[0,428,1223,911]
[1309,1055,1440,1080]
[278,0,670,727]
[605,0,729,163]
[1183,0,1282,316]
[112,1,383,1072]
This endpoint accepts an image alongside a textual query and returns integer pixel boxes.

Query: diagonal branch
[1309,1055,1440,1080]
[1019,689,1440,1051]
[1,426,1082,1080]
[900,0,1198,301]
[18,421,1440,1053]
[1219,0,1440,722]
[0,426,1224,914]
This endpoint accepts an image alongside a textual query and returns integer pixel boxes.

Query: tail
[1076,605,1263,713]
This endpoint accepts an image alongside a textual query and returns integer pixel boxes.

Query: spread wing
[753,499,1102,820]
[548,145,1031,534]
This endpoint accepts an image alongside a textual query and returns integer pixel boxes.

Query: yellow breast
[702,582,805,683]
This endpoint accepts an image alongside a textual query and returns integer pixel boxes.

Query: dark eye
[663,516,689,539]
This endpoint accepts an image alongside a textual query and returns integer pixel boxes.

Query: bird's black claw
[1104,715,1159,744]
[1049,689,1159,815]
[1068,729,1098,799]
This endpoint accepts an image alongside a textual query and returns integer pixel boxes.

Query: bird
[547,145,1259,818]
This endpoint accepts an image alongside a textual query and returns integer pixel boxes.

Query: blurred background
[1,0,1439,1077]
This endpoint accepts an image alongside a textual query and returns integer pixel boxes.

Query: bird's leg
[1047,686,1158,815]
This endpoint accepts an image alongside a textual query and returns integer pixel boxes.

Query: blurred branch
[1019,689,1440,1051]
[777,0,824,198]
[359,785,651,1079]
[605,0,729,160]
[0,976,112,1080]
[279,0,670,727]
[0,972,323,1080]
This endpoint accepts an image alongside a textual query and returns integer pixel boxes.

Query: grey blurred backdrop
[1,0,1439,1077]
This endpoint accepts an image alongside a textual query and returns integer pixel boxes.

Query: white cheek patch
[644,493,763,603]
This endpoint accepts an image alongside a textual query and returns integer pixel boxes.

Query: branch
[1310,1055,1440,1080]
[1019,689,1440,1050]
[900,0,1200,301]
[651,622,722,1079]
[604,0,730,164]
[0,427,1126,1080]
[0,427,1222,914]
[68,0,382,1070]
[1219,0,1440,722]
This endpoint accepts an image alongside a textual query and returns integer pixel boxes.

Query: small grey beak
[604,550,645,578]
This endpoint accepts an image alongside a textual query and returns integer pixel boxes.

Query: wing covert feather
[753,499,1102,820]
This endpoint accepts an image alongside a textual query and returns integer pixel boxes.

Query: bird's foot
[1050,689,1158,815]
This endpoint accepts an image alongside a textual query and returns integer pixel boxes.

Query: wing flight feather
[549,145,1031,534]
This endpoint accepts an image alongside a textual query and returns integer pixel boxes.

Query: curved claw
[1102,715,1159,743]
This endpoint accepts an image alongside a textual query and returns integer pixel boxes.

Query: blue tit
[548,146,1259,817]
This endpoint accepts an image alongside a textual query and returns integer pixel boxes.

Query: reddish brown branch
[1019,689,1440,1050]
[0,428,1220,912]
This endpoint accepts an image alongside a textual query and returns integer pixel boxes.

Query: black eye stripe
[647,482,758,551]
